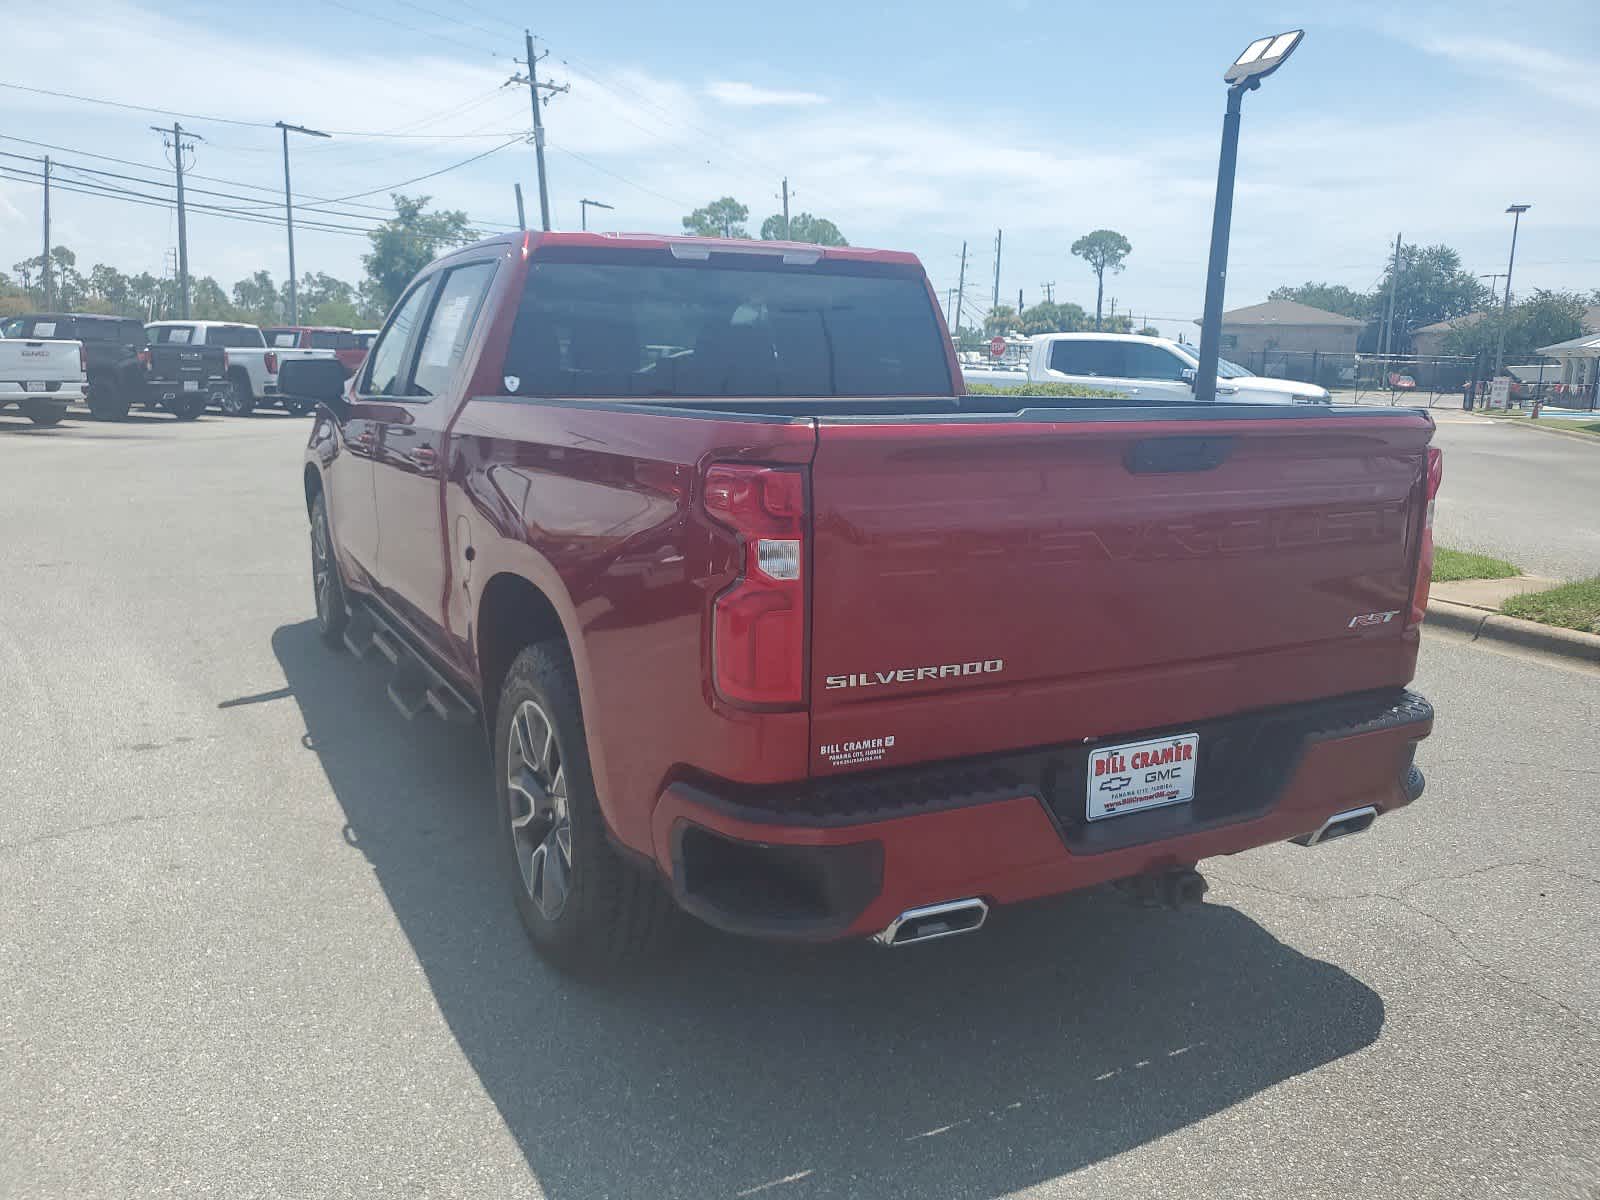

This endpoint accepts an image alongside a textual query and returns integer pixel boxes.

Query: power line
[0,79,522,138]
[318,0,504,60]
[545,143,690,209]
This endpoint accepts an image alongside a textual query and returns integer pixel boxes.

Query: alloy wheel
[506,699,573,921]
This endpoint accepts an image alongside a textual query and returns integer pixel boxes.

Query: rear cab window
[307,330,359,350]
[265,329,301,348]
[501,250,952,399]
[205,325,267,349]
[149,326,196,345]
[8,318,75,340]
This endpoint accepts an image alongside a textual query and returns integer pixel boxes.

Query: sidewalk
[1429,575,1600,666]
[1430,576,1559,609]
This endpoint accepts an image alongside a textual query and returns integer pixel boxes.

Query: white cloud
[1415,34,1600,113]
[704,81,827,108]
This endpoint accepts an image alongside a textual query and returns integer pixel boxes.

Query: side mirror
[278,358,351,417]
[1181,367,1197,387]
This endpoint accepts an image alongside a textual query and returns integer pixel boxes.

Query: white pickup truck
[962,332,1331,405]
[0,334,86,425]
[145,321,335,416]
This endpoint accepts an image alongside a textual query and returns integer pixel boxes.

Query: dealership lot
[2,414,1598,1199]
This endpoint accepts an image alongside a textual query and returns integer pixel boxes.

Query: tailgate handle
[1125,436,1234,474]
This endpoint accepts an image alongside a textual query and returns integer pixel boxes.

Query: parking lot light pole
[1493,204,1531,378]
[1194,30,1304,404]
[275,121,332,325]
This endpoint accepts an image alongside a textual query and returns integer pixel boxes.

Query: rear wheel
[22,399,67,426]
[222,373,255,417]
[87,374,129,421]
[309,493,349,645]
[496,643,674,973]
[174,393,204,420]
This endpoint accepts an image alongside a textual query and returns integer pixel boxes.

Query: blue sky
[2,0,1596,337]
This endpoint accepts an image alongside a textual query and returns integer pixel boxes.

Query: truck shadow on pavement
[272,619,1384,1200]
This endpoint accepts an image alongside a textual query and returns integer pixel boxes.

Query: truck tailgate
[807,409,1434,775]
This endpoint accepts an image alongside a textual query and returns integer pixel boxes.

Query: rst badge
[1348,610,1400,629]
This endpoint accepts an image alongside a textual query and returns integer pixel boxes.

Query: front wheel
[310,493,349,645]
[496,643,674,973]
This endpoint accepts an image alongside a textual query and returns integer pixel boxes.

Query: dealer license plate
[23,380,46,392]
[1087,732,1199,821]
[183,380,200,392]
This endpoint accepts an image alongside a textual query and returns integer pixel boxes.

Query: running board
[340,600,478,726]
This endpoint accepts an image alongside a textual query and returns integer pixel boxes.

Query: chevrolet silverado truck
[297,232,1438,971]
[0,332,86,425]
[145,321,335,416]
[963,332,1332,404]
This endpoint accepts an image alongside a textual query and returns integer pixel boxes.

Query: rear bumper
[650,689,1433,941]
[0,381,85,402]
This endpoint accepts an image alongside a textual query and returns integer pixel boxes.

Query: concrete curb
[1479,414,1600,445]
[1428,598,1600,665]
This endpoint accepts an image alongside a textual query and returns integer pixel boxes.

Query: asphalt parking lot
[3,410,1598,1200]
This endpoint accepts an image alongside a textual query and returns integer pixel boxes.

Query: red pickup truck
[294,231,1438,971]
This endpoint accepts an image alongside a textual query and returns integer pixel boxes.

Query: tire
[175,394,204,421]
[285,397,313,417]
[309,493,350,646]
[222,373,255,417]
[22,399,67,426]
[496,642,674,972]
[87,374,129,421]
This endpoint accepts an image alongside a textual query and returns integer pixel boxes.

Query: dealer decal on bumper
[819,735,896,768]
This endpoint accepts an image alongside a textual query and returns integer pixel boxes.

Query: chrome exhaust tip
[1292,805,1379,848]
[873,898,988,947]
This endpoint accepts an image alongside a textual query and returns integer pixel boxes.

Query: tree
[983,305,1018,337]
[1136,325,1161,337]
[1444,290,1587,363]
[1267,282,1372,320]
[361,193,477,315]
[191,277,233,319]
[1070,230,1131,330]
[13,247,86,308]
[87,264,132,312]
[682,197,749,239]
[232,270,282,324]
[1382,243,1492,344]
[759,211,847,245]
[1018,300,1090,335]
[288,271,360,326]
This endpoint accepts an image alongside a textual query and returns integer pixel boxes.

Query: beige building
[1208,300,1364,358]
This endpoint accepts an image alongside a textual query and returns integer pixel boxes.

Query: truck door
[371,259,498,651]
[330,282,433,589]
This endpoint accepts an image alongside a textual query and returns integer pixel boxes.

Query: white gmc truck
[0,334,86,425]
[963,332,1331,404]
[145,321,335,416]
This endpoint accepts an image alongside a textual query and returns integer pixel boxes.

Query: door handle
[355,429,375,449]
[408,446,438,470]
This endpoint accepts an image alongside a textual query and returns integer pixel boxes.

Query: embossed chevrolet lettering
[824,659,1004,690]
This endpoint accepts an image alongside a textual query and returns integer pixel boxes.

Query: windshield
[503,253,952,398]
[1172,343,1253,378]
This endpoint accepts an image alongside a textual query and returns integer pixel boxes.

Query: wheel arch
[302,462,324,516]
[475,572,571,733]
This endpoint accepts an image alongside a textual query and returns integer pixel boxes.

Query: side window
[411,262,497,398]
[1124,344,1189,381]
[361,283,434,397]
[1050,339,1123,377]
[122,320,147,345]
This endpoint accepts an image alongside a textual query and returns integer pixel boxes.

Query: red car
[295,232,1438,971]
[265,325,367,374]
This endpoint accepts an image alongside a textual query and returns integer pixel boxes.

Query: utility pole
[41,156,52,309]
[514,183,527,231]
[1379,233,1402,361]
[781,177,791,238]
[513,31,568,232]
[992,229,1002,311]
[153,122,202,317]
[1040,281,1054,303]
[1018,288,1023,314]
[276,121,331,325]
[579,198,613,231]
[945,287,955,327]
[954,241,968,336]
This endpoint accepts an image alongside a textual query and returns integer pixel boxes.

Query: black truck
[142,324,229,419]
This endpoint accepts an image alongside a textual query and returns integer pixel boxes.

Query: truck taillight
[703,464,807,708]
[264,351,279,374]
[1407,447,1444,628]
